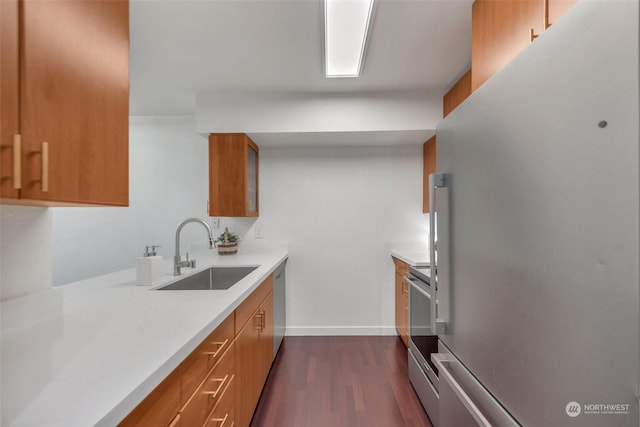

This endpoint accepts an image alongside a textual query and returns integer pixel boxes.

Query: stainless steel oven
[407,266,439,426]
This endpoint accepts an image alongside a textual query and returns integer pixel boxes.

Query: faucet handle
[186,252,196,269]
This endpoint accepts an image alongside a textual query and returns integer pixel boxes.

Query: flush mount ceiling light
[324,0,374,78]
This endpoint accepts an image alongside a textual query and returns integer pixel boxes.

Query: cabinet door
[209,133,259,218]
[246,141,259,216]
[0,0,20,199]
[443,69,472,118]
[234,308,263,427]
[20,0,129,205]
[471,0,544,91]
[548,0,577,26]
[260,290,274,375]
[395,272,409,347]
[395,272,404,339]
[423,136,436,214]
[402,279,409,346]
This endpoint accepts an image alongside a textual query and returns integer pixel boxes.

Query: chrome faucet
[174,217,214,276]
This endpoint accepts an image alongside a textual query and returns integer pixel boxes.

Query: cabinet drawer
[181,314,234,405]
[181,342,235,427]
[118,368,181,427]
[235,274,273,334]
[392,257,409,276]
[204,377,235,427]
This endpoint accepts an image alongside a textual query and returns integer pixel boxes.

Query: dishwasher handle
[432,353,521,427]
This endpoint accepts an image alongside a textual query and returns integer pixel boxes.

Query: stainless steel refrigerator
[430,1,639,426]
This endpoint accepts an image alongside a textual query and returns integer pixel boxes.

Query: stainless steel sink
[157,266,258,290]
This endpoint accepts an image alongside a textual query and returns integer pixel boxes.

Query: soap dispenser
[136,245,162,286]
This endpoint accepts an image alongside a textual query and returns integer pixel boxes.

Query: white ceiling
[129,0,472,144]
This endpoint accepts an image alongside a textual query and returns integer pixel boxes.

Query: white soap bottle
[136,245,163,286]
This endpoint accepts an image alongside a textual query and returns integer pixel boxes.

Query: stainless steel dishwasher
[273,260,287,356]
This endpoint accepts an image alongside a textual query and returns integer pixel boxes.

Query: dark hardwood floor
[250,336,433,427]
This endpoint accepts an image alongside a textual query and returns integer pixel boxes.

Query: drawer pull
[41,142,49,192]
[261,310,266,331]
[206,374,229,399]
[12,135,21,189]
[211,413,229,427]
[254,312,262,331]
[205,339,229,360]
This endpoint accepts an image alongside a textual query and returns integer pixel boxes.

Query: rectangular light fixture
[324,0,374,78]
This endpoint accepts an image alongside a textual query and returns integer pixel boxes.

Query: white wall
[225,144,428,335]
[196,90,442,134]
[10,115,427,335]
[0,206,52,300]
[51,116,210,285]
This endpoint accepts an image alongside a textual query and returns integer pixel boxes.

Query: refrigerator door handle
[429,173,448,334]
[432,353,520,427]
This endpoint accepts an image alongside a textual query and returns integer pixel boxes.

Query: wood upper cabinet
[423,136,436,214]
[208,133,259,217]
[0,0,20,199]
[471,0,577,92]
[1,0,129,206]
[472,0,545,91]
[443,69,472,118]
[548,0,577,27]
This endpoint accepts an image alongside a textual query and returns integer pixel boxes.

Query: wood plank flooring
[250,336,433,427]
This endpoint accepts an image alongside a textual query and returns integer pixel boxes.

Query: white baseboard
[284,326,398,336]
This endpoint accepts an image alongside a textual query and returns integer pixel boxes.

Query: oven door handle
[404,276,431,296]
[405,277,434,336]
[406,277,432,297]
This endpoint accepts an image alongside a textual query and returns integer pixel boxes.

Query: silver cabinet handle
[429,173,448,334]
[432,353,520,427]
[432,353,492,427]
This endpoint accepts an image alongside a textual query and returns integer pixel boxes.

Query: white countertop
[1,249,288,427]
[390,246,430,267]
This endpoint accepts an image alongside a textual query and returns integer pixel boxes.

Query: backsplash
[51,116,209,285]
[0,206,52,300]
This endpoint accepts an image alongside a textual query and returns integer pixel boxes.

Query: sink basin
[157,266,258,291]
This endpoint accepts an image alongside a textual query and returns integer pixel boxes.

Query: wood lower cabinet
[118,368,182,427]
[235,280,274,427]
[208,133,259,217]
[260,291,274,376]
[180,314,235,408]
[181,343,235,427]
[1,0,129,206]
[120,274,276,427]
[393,257,409,347]
[423,136,437,214]
[204,375,235,427]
